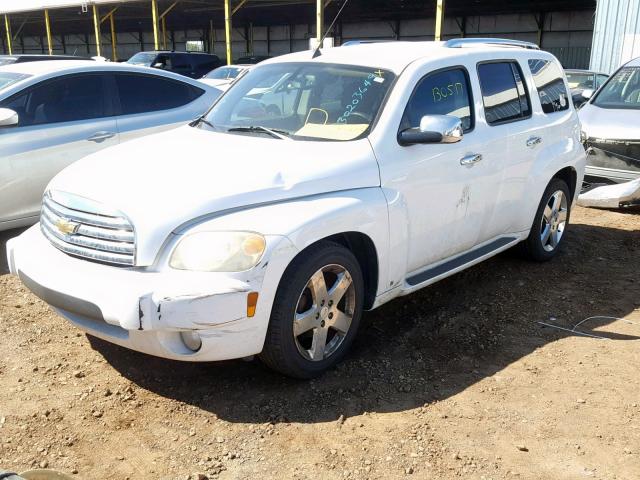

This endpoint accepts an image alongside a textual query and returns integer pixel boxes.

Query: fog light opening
[180,331,202,352]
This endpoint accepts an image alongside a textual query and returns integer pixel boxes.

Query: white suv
[7,39,586,378]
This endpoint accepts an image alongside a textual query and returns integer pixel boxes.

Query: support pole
[162,16,167,49]
[93,4,101,56]
[4,15,12,55]
[44,9,53,55]
[110,13,117,61]
[434,0,445,41]
[151,0,159,50]
[316,0,324,45]
[224,0,232,65]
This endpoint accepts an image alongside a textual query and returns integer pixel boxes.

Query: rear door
[0,72,117,224]
[112,72,208,143]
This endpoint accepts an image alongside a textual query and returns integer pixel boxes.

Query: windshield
[127,52,157,66]
[205,66,244,80]
[565,72,593,89]
[593,67,640,109]
[0,72,30,92]
[203,62,395,141]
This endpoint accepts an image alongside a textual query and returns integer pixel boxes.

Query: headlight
[169,231,266,272]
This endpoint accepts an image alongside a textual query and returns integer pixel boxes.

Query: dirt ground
[0,205,639,480]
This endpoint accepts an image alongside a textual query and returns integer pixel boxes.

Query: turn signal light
[247,292,259,317]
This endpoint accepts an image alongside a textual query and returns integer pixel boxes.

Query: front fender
[178,188,392,300]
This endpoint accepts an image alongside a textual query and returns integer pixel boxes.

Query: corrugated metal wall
[590,0,640,73]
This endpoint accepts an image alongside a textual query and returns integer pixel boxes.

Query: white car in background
[0,61,221,231]
[200,64,252,90]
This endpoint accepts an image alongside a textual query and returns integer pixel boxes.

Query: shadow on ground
[0,228,27,275]
[5,219,640,424]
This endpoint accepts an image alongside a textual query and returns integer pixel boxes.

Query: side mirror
[398,114,463,146]
[581,89,594,100]
[0,108,18,128]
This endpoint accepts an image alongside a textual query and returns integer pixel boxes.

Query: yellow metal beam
[44,9,53,55]
[5,14,12,55]
[316,0,324,43]
[110,12,117,61]
[160,1,180,20]
[100,7,119,24]
[224,0,232,64]
[232,0,248,15]
[93,4,101,57]
[434,0,445,41]
[151,0,159,50]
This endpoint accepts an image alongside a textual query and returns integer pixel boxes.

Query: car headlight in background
[170,231,266,272]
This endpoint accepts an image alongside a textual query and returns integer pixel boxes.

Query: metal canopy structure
[1,0,596,64]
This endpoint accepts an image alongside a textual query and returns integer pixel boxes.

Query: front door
[374,65,502,276]
[0,73,117,225]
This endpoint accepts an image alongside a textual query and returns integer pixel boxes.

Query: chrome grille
[41,192,135,266]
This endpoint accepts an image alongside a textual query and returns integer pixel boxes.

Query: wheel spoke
[543,205,553,222]
[552,192,563,212]
[294,309,317,336]
[309,327,329,361]
[329,310,351,334]
[541,223,552,245]
[550,228,559,248]
[309,269,328,305]
[558,209,568,224]
[328,271,352,306]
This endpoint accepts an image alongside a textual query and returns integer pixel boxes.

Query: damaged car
[7,39,585,378]
[578,57,640,207]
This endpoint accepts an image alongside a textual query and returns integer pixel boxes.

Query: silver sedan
[0,60,221,231]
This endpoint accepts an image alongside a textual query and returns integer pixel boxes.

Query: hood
[48,125,380,265]
[579,103,640,140]
[200,78,233,88]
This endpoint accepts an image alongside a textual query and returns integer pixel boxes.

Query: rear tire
[260,241,364,379]
[521,178,571,262]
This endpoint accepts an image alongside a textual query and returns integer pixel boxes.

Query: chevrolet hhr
[7,39,586,378]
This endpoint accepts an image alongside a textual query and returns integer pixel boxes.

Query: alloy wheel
[293,264,356,362]
[540,190,568,252]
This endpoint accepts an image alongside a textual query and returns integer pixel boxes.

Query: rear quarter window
[527,59,570,114]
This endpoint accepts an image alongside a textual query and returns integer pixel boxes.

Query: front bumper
[7,225,293,361]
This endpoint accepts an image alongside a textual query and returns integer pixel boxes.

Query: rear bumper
[7,225,295,361]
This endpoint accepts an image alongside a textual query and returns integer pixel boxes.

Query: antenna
[312,0,349,59]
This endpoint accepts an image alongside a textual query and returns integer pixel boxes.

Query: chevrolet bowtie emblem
[56,218,80,236]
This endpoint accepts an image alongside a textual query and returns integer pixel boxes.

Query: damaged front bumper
[577,177,640,209]
[7,225,294,361]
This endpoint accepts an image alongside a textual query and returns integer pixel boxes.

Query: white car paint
[7,41,586,364]
[0,60,221,231]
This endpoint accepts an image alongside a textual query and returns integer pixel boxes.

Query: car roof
[625,57,640,67]
[565,69,607,75]
[0,60,98,74]
[132,51,217,56]
[260,41,556,74]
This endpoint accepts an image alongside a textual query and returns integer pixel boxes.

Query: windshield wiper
[227,125,292,140]
[190,116,216,129]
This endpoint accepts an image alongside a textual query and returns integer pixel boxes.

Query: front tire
[260,241,364,379]
[521,178,571,261]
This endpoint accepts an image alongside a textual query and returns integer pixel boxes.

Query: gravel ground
[0,205,639,480]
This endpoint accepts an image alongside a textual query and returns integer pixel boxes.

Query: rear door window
[400,67,474,132]
[0,73,108,127]
[114,73,204,115]
[477,61,531,125]
[527,59,570,114]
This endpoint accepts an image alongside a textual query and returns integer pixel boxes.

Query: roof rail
[341,40,395,46]
[444,38,539,50]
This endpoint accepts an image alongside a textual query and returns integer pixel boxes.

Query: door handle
[460,153,483,166]
[526,136,542,148]
[87,131,116,143]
